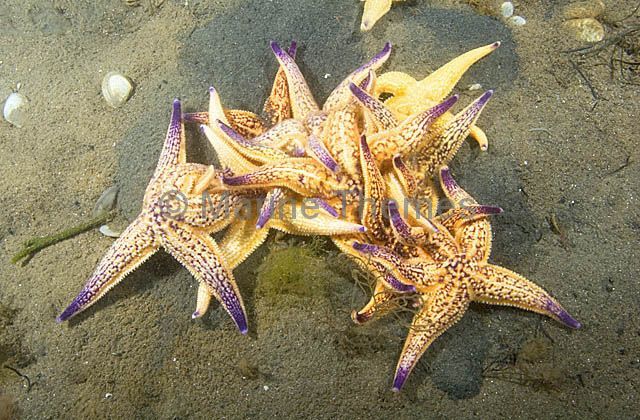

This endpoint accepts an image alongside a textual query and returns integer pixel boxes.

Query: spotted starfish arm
[391,155,416,196]
[321,106,361,179]
[248,119,308,155]
[57,217,159,322]
[223,158,343,198]
[270,41,320,119]
[387,200,431,246]
[264,41,297,125]
[360,0,393,31]
[352,279,400,324]
[308,134,340,172]
[438,166,495,261]
[200,125,258,175]
[323,42,392,111]
[384,172,437,232]
[352,242,439,288]
[268,199,366,236]
[471,264,581,329]
[154,99,186,179]
[257,187,286,229]
[359,135,388,241]
[193,215,271,318]
[369,95,459,162]
[161,223,248,333]
[393,282,470,391]
[349,82,398,131]
[418,91,493,175]
[415,42,500,103]
[216,120,291,164]
[223,109,267,139]
[184,109,266,140]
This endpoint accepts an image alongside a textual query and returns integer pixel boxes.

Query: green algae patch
[255,245,331,302]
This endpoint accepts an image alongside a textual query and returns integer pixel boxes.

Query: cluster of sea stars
[58,40,580,391]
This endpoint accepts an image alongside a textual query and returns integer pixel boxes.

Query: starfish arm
[384,172,437,232]
[200,125,258,174]
[161,223,248,333]
[222,159,342,198]
[352,242,437,288]
[181,190,239,232]
[359,135,388,240]
[321,107,362,180]
[391,155,417,194]
[469,125,489,150]
[421,91,494,176]
[264,41,297,125]
[223,109,267,139]
[220,217,270,269]
[251,119,308,153]
[393,282,470,391]
[374,71,417,98]
[216,120,290,164]
[183,111,209,125]
[308,134,340,172]
[257,187,285,228]
[352,280,399,324]
[269,199,366,236]
[350,82,398,131]
[323,42,392,110]
[57,217,159,322]
[154,99,186,179]
[416,42,500,103]
[361,0,393,31]
[437,166,496,261]
[193,284,212,319]
[270,41,320,119]
[370,95,459,161]
[470,264,581,329]
[387,200,431,246]
[184,110,266,140]
[207,86,231,126]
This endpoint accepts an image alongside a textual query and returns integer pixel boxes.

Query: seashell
[509,15,527,26]
[99,224,121,238]
[3,92,29,128]
[500,2,514,18]
[101,71,133,108]
[93,185,119,217]
[563,18,605,43]
[562,0,605,20]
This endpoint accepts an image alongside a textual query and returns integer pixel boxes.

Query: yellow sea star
[352,167,581,390]
[58,100,251,333]
[360,0,406,31]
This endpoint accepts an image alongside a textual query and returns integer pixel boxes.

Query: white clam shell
[501,2,514,18]
[102,71,133,108]
[509,15,527,26]
[3,92,29,128]
[99,224,122,238]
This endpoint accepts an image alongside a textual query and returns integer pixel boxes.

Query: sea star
[353,166,581,390]
[360,0,406,31]
[58,99,251,333]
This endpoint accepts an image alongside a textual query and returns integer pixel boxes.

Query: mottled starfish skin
[353,167,581,391]
[58,100,250,334]
[360,0,406,31]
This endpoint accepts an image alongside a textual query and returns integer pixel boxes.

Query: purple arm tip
[287,40,298,58]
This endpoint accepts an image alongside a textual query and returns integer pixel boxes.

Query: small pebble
[563,18,605,43]
[500,2,514,18]
[509,15,527,26]
[562,0,605,20]
[468,83,482,91]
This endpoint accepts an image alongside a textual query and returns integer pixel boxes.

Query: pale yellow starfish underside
[360,0,406,31]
